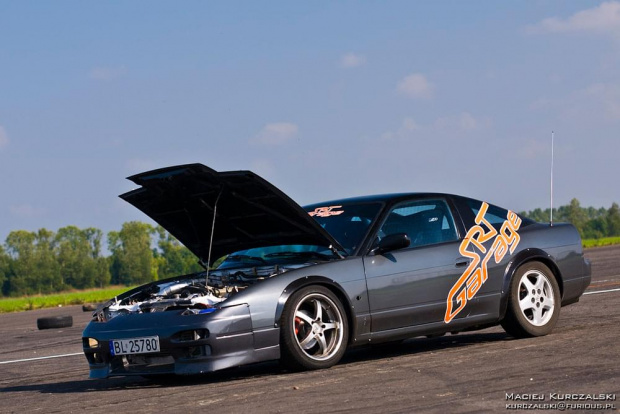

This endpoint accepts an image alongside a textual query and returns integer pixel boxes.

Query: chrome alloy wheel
[517,269,556,327]
[292,293,344,361]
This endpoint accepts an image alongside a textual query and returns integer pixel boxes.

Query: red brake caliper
[294,317,303,336]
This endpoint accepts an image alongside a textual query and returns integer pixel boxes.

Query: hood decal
[308,206,345,217]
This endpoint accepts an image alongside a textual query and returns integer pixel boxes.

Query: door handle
[455,259,471,268]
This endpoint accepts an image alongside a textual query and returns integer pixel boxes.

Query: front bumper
[82,304,279,378]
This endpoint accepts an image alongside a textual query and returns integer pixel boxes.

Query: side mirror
[370,233,411,255]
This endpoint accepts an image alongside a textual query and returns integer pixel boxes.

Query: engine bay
[96,263,308,322]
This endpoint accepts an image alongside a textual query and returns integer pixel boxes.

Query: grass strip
[0,286,136,313]
[583,236,620,248]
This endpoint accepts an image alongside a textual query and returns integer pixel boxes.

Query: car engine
[96,263,308,322]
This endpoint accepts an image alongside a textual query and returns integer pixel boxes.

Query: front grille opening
[183,345,212,359]
[109,354,175,374]
[85,352,104,364]
[173,329,209,342]
[126,354,174,367]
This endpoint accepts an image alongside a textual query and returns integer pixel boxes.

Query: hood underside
[120,164,344,264]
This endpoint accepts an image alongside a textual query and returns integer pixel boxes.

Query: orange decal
[505,213,521,254]
[444,202,522,323]
[466,268,483,300]
[474,202,498,242]
[507,210,522,230]
[308,205,345,217]
[492,231,509,264]
[461,226,488,253]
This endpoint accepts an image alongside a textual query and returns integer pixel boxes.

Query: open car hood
[120,164,345,264]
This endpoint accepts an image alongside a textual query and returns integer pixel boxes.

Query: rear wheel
[280,285,348,370]
[501,262,560,338]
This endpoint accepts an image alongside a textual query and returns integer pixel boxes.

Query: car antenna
[205,188,224,285]
[550,130,554,227]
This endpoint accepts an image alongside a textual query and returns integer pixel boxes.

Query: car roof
[303,192,462,208]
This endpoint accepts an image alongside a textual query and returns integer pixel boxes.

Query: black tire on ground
[37,315,73,330]
[501,262,560,338]
[280,285,349,371]
[82,303,98,312]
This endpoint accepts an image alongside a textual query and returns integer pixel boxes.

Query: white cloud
[516,139,549,160]
[608,100,620,119]
[529,97,554,111]
[434,112,490,131]
[380,117,419,142]
[526,1,620,38]
[458,112,478,130]
[380,113,487,143]
[250,159,277,178]
[0,125,8,150]
[401,117,419,132]
[9,204,46,218]
[583,82,620,120]
[339,53,367,68]
[253,122,299,145]
[530,82,620,121]
[397,73,434,99]
[89,65,127,80]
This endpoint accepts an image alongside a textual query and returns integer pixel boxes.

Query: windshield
[305,201,383,254]
[217,244,337,270]
[217,201,383,269]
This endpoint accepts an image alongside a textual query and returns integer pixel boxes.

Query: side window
[461,197,533,228]
[379,199,458,248]
[464,198,522,229]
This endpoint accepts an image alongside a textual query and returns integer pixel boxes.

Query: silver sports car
[82,164,591,378]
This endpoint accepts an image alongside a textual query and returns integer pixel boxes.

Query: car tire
[280,285,348,371]
[37,315,73,330]
[501,262,560,338]
[82,303,98,312]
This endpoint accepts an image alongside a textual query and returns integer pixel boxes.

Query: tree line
[519,199,620,239]
[0,198,618,297]
[0,222,202,297]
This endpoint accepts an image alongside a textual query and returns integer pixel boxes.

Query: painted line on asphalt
[587,281,620,289]
[0,352,83,365]
[583,287,620,295]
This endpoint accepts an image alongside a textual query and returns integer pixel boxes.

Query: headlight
[83,337,99,348]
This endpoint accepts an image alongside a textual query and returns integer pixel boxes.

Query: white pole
[550,131,554,226]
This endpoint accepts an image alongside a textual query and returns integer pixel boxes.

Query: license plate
[109,336,160,356]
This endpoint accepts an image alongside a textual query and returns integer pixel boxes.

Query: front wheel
[280,285,348,370]
[501,262,560,338]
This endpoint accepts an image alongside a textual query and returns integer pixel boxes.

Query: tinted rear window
[464,198,533,228]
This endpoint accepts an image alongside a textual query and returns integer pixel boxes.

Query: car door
[363,198,468,332]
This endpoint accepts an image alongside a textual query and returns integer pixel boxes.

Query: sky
[1,1,619,245]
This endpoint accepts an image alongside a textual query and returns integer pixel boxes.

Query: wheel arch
[274,276,355,345]
[499,249,564,320]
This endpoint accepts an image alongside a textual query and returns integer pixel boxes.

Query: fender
[498,248,563,320]
[274,276,356,339]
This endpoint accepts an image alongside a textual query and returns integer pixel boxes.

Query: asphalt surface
[0,246,618,414]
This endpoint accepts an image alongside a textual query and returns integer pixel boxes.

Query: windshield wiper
[264,251,335,261]
[226,254,267,264]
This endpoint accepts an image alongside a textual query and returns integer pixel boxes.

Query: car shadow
[342,330,510,364]
[0,330,512,394]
